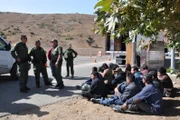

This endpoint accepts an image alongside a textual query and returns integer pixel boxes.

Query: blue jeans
[100,95,123,106]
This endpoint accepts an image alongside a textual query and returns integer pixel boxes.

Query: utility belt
[50,59,62,64]
[33,60,46,64]
[17,57,30,64]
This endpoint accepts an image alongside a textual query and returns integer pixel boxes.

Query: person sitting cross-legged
[91,73,141,106]
[111,67,126,88]
[112,73,163,115]
[81,72,107,100]
[131,66,144,88]
[149,71,164,95]
[76,67,103,91]
[157,67,174,97]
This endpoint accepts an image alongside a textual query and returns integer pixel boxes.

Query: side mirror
[5,43,11,51]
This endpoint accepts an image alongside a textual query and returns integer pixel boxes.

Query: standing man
[50,39,64,89]
[29,40,52,88]
[11,35,30,93]
[64,44,78,78]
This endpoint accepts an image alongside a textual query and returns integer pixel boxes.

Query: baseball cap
[50,39,58,43]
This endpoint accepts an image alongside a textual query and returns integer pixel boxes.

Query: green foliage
[65,35,73,40]
[0,31,7,39]
[94,0,180,43]
[30,32,35,36]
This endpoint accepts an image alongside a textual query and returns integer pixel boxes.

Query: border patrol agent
[29,40,52,88]
[11,35,31,93]
[64,44,78,78]
[50,39,64,89]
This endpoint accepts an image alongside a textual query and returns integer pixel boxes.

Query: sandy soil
[1,76,180,120]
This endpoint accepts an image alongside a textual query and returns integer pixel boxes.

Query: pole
[170,47,175,73]
[132,35,137,66]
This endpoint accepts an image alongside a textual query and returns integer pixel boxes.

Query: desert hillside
[0,12,105,55]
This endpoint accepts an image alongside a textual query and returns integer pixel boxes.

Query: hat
[68,44,72,47]
[114,67,122,72]
[50,39,58,43]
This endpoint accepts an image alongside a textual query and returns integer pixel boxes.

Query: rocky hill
[0,12,105,55]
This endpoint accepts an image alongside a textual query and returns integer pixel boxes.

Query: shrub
[65,35,73,40]
[0,31,7,39]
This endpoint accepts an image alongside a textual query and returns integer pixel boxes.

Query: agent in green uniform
[50,39,64,89]
[11,35,31,93]
[64,44,78,78]
[29,40,52,88]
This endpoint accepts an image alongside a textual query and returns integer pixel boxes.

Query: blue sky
[0,0,97,14]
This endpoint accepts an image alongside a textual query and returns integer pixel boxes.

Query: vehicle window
[0,38,7,50]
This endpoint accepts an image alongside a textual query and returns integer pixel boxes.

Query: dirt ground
[1,75,180,120]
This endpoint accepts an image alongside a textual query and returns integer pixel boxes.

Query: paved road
[0,56,114,117]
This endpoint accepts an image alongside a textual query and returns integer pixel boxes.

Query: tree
[94,0,180,67]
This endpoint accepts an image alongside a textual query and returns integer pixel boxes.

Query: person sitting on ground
[111,67,126,88]
[109,63,119,71]
[125,63,131,75]
[149,71,164,95]
[112,74,163,115]
[81,72,107,100]
[100,63,114,91]
[76,67,102,90]
[91,73,141,106]
[157,67,174,97]
[140,64,149,75]
[131,66,144,88]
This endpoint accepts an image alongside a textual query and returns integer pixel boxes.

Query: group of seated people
[77,63,174,115]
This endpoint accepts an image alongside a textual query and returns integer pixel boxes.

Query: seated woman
[100,63,114,92]
[149,71,164,95]
[157,67,174,97]
[140,64,149,75]
[125,63,131,75]
[81,72,107,100]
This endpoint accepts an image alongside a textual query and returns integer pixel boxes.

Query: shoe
[20,89,28,93]
[71,76,74,79]
[55,84,64,89]
[76,85,81,89]
[25,87,31,91]
[65,75,69,77]
[112,105,125,113]
[36,85,40,88]
[58,85,64,89]
[45,82,52,86]
[90,98,100,104]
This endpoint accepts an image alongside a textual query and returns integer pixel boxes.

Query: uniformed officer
[29,40,52,88]
[64,44,78,78]
[50,39,64,89]
[11,35,31,93]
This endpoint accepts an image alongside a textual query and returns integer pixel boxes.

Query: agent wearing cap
[11,35,31,93]
[64,44,78,78]
[50,39,64,89]
[113,73,163,115]
[29,40,52,88]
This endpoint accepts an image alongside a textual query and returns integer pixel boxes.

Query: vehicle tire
[10,63,18,80]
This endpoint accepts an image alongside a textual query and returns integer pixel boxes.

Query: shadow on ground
[0,75,79,117]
